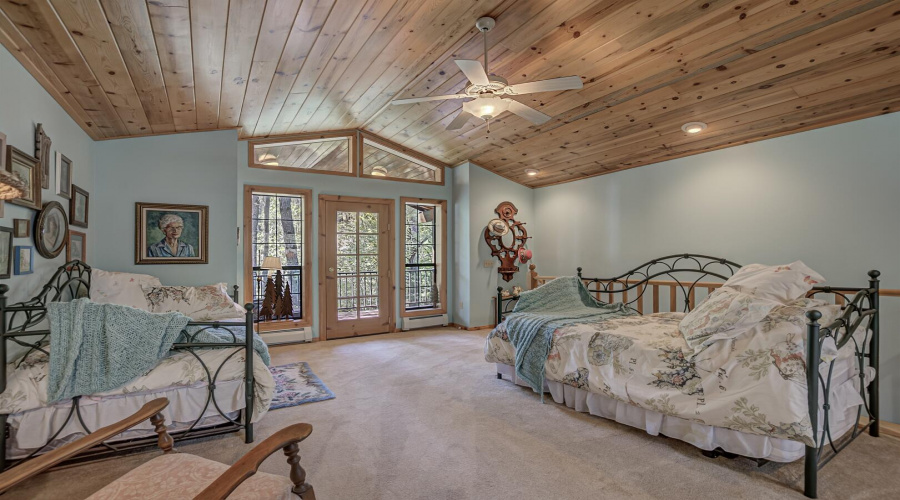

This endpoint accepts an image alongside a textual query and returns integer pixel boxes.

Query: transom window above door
[250,132,354,176]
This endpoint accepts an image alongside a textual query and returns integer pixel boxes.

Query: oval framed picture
[34,201,69,258]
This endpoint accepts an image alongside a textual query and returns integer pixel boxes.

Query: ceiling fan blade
[447,110,474,130]
[391,94,469,105]
[505,99,551,125]
[455,59,490,86]
[508,75,583,95]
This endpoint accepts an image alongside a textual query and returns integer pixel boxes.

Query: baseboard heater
[401,314,449,331]
[260,327,313,345]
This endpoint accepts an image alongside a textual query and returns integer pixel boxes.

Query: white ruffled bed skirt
[6,378,248,459]
[495,363,873,462]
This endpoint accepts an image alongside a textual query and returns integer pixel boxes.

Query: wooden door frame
[242,185,313,330]
[318,194,395,340]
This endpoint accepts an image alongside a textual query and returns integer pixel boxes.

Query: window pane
[253,137,352,173]
[250,191,305,320]
[403,201,440,311]
[362,140,442,183]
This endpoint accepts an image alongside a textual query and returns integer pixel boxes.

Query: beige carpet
[7,327,900,499]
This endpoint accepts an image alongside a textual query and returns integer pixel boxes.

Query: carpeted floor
[7,327,900,499]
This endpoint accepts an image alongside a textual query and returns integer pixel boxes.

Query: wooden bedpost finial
[150,412,176,454]
[806,310,822,324]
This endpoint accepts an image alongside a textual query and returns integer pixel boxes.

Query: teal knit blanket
[48,298,270,403]
[505,276,633,394]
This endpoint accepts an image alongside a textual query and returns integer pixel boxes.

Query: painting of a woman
[135,203,208,264]
[147,214,195,258]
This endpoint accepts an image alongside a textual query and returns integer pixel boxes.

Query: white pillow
[90,269,161,310]
[679,287,779,353]
[142,283,245,321]
[723,260,824,304]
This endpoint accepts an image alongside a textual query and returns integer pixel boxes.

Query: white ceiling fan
[390,17,583,130]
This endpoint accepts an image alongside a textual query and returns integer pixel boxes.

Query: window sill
[255,319,311,332]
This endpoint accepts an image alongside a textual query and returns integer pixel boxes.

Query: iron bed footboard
[0,261,259,471]
[494,254,880,499]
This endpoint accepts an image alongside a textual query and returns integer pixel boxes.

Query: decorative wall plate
[34,201,69,258]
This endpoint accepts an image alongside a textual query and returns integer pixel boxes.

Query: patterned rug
[269,361,335,410]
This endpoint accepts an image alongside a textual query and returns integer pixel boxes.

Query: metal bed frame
[495,254,880,498]
[0,261,258,470]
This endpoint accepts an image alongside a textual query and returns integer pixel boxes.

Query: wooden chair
[0,398,316,499]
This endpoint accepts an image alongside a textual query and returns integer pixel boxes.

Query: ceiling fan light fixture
[463,95,510,121]
[682,122,707,134]
[525,169,539,177]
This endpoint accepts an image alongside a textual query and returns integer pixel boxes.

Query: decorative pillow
[90,269,161,310]
[141,283,244,321]
[679,286,780,353]
[723,261,824,304]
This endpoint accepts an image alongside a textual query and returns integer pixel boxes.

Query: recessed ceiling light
[525,169,539,176]
[681,122,707,134]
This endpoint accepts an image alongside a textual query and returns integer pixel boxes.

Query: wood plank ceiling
[1,0,898,187]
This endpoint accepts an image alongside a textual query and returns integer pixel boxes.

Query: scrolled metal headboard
[578,253,742,314]
[497,254,741,323]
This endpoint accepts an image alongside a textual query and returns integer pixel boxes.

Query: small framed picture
[35,124,51,190]
[135,202,208,265]
[55,152,72,198]
[7,146,41,210]
[13,218,30,238]
[14,246,33,275]
[67,230,86,262]
[0,227,12,279]
[70,184,89,227]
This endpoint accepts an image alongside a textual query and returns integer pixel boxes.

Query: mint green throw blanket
[47,298,270,403]
[505,276,633,394]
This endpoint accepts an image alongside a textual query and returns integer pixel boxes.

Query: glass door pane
[336,210,379,321]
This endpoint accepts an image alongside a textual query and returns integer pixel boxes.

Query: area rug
[269,361,335,410]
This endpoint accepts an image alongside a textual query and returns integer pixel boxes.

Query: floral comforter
[486,301,861,446]
[0,345,275,420]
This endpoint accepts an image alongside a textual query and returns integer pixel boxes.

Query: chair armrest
[0,398,171,494]
[194,423,315,500]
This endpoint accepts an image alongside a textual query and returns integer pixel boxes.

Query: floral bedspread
[486,300,857,446]
[0,345,274,420]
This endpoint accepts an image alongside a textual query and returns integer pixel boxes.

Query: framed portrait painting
[67,230,86,262]
[0,227,12,279]
[135,203,208,265]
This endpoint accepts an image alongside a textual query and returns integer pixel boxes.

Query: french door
[320,196,394,339]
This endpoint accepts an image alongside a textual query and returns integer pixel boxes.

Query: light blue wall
[451,163,471,326]
[0,46,95,304]
[92,130,239,286]
[453,162,535,328]
[236,140,454,335]
[531,112,900,423]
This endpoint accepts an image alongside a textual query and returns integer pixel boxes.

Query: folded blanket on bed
[47,298,270,403]
[506,277,633,394]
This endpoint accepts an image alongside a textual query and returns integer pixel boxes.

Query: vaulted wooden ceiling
[1,0,898,187]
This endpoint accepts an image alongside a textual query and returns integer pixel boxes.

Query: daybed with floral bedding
[485,255,881,498]
[0,261,275,470]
